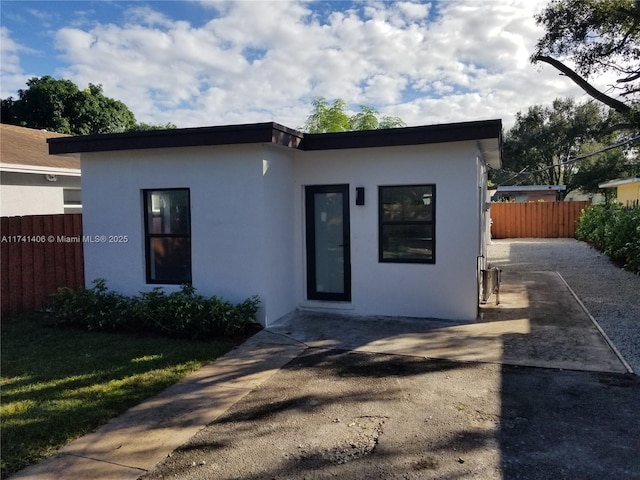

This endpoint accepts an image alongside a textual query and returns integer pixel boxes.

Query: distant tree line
[494,0,640,198]
[495,98,640,198]
[1,76,175,135]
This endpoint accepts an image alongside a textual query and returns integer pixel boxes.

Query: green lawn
[0,312,241,477]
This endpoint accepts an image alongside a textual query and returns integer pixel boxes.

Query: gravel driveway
[488,238,640,374]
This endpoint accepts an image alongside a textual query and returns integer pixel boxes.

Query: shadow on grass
[0,312,237,477]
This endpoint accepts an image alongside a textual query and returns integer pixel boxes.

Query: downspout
[475,145,489,317]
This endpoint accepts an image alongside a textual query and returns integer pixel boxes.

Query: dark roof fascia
[47,119,502,155]
[47,122,304,155]
[300,119,503,151]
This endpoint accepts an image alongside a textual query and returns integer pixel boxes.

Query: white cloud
[396,2,431,21]
[5,0,622,130]
[0,27,24,75]
[364,74,408,104]
[124,6,174,28]
[0,27,35,98]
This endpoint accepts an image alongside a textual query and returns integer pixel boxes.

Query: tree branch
[618,72,640,83]
[533,55,632,116]
[603,123,637,134]
[619,5,640,23]
[621,88,640,96]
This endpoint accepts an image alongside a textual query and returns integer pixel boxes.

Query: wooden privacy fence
[490,201,590,239]
[1,214,84,316]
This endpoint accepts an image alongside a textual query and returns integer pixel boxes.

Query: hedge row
[576,203,640,274]
[47,279,261,340]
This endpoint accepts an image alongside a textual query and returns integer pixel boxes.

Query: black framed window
[379,185,435,263]
[143,189,192,284]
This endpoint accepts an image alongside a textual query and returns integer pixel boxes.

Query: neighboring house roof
[598,177,640,188]
[496,185,566,193]
[1,123,80,175]
[47,119,503,169]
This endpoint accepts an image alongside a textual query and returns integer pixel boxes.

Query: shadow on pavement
[498,364,640,480]
[142,349,500,480]
[140,268,639,480]
[142,346,640,480]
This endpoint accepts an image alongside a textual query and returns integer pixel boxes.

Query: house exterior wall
[1,184,65,216]
[1,172,81,216]
[259,146,297,323]
[80,140,488,325]
[293,141,482,321]
[494,191,558,203]
[477,153,489,267]
[80,146,269,319]
[617,182,640,206]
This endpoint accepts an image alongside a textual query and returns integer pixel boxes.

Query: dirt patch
[291,415,386,466]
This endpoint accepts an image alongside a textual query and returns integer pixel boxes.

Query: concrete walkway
[10,270,630,480]
[269,271,629,374]
[10,335,307,480]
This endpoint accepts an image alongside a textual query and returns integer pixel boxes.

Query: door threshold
[298,300,355,312]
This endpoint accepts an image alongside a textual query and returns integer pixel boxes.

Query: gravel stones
[488,238,640,374]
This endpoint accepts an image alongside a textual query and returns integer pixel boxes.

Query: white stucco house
[48,120,502,325]
[1,124,81,216]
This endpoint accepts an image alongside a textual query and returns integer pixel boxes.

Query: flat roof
[496,185,566,192]
[598,177,640,188]
[47,119,503,168]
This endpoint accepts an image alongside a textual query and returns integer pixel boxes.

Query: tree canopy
[570,141,639,194]
[1,76,174,135]
[532,0,640,127]
[303,96,405,133]
[494,98,639,196]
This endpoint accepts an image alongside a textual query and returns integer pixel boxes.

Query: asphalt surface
[142,349,640,480]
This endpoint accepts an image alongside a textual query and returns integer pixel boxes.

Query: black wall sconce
[356,187,365,205]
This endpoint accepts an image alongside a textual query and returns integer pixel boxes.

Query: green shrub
[576,203,640,274]
[134,285,207,337]
[47,279,134,331]
[576,204,608,250]
[47,281,260,340]
[619,207,640,273]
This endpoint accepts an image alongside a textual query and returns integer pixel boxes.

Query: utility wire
[497,135,640,186]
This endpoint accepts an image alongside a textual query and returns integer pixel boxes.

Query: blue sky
[1,1,596,130]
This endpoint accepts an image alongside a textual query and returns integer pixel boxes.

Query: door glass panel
[314,192,344,294]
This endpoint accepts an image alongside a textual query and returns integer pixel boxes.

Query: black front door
[305,185,351,301]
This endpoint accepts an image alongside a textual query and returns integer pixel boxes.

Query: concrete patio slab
[267,271,629,373]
